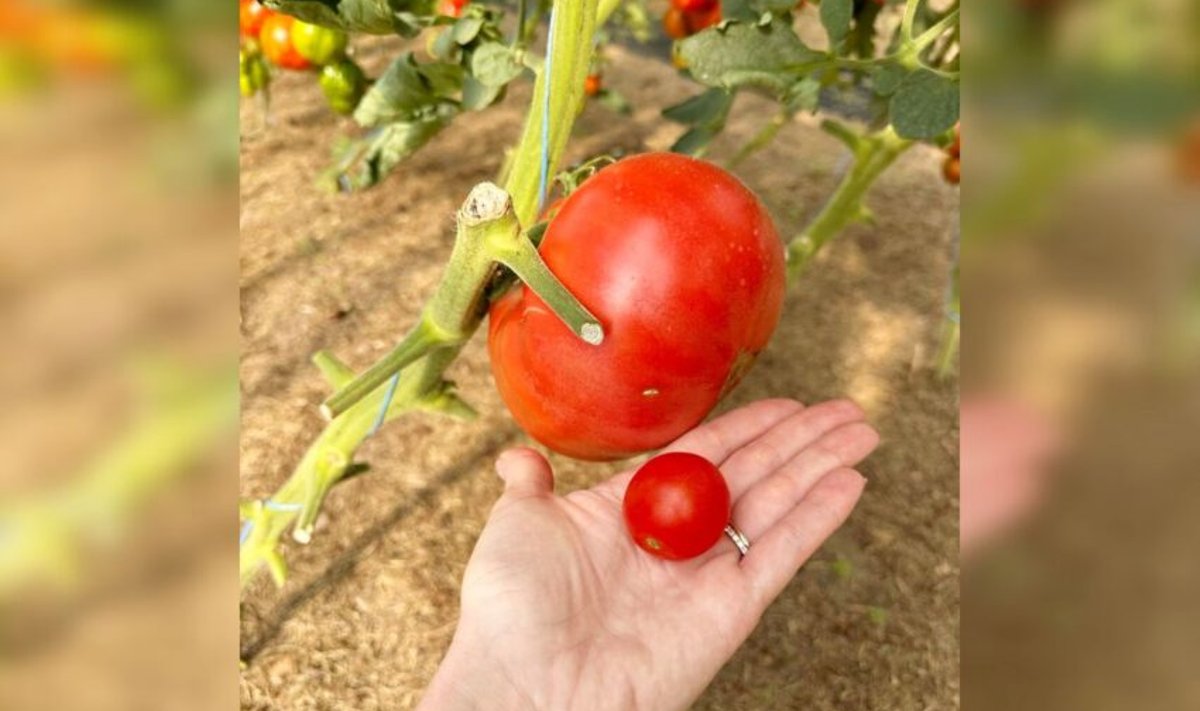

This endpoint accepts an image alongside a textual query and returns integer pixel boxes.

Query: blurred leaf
[452,16,485,44]
[890,69,959,139]
[470,42,525,87]
[596,89,632,115]
[819,0,853,48]
[679,19,823,96]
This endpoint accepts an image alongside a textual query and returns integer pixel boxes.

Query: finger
[599,399,804,499]
[494,447,555,500]
[732,421,879,539]
[663,398,805,464]
[718,399,867,499]
[741,468,865,604]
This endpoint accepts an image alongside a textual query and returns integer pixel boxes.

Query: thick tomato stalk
[488,153,786,460]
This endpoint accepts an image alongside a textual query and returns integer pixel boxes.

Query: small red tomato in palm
[684,3,722,33]
[488,153,786,460]
[670,0,718,13]
[662,8,689,39]
[436,0,469,17]
[623,452,731,560]
[260,14,312,70]
[239,0,274,39]
[584,73,602,97]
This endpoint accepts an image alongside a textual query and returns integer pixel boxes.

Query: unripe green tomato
[291,21,348,66]
[319,59,366,115]
[240,49,269,97]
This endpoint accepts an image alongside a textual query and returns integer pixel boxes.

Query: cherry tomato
[670,0,718,13]
[942,155,960,184]
[436,0,469,18]
[291,20,348,66]
[319,58,366,115]
[662,8,689,39]
[259,14,312,70]
[584,73,601,97]
[488,153,786,460]
[239,0,274,40]
[947,124,960,159]
[623,452,731,560]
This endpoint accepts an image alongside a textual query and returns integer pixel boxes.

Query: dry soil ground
[239,30,960,711]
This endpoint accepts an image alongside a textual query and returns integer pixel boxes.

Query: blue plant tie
[368,372,402,436]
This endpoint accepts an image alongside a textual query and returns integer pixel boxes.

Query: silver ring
[723,523,750,559]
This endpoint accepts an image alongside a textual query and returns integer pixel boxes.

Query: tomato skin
[684,4,722,33]
[662,8,689,39]
[583,73,601,97]
[623,452,731,560]
[259,14,312,71]
[239,0,274,40]
[488,153,786,461]
[319,59,366,115]
[670,0,718,13]
[291,20,348,66]
[436,0,469,17]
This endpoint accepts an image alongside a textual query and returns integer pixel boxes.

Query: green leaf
[871,62,908,97]
[670,126,720,157]
[462,75,503,110]
[784,77,820,113]
[819,0,853,48]
[353,54,436,126]
[662,88,733,125]
[264,0,433,36]
[452,16,484,44]
[430,27,459,61]
[679,20,823,96]
[470,42,525,87]
[326,115,456,191]
[889,69,959,139]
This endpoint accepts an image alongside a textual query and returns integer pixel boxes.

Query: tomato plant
[259,14,311,70]
[623,452,731,560]
[488,153,786,460]
[239,0,959,588]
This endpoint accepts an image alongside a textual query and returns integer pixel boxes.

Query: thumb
[494,447,554,500]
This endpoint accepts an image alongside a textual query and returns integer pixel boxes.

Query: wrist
[417,631,530,711]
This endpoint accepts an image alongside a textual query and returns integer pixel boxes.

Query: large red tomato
[488,153,786,460]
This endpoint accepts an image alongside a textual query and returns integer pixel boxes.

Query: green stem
[936,318,959,378]
[727,111,790,170]
[900,0,921,42]
[504,0,600,226]
[787,125,912,282]
[241,0,604,589]
[493,238,604,344]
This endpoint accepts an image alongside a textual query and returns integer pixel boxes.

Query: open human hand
[419,398,879,711]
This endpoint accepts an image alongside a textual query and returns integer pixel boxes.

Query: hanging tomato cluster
[238,0,367,116]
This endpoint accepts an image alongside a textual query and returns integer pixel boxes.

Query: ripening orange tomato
[259,14,312,70]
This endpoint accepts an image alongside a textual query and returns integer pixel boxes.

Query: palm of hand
[446,399,878,711]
